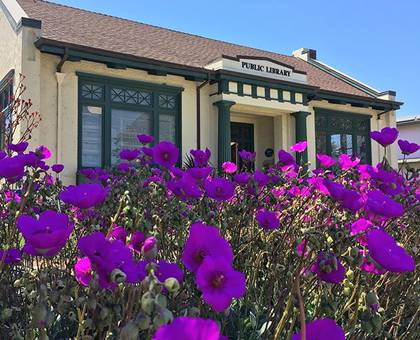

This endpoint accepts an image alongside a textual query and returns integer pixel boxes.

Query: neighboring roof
[397,116,420,126]
[15,0,396,102]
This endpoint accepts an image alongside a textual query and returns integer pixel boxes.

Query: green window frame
[77,73,183,170]
[0,70,14,149]
[315,108,372,164]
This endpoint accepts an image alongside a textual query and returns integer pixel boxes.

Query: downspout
[196,72,211,149]
[55,49,69,165]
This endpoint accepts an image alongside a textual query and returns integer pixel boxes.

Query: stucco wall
[0,6,21,82]
[397,123,420,160]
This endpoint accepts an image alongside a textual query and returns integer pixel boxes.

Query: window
[78,74,182,168]
[0,70,14,149]
[315,109,371,164]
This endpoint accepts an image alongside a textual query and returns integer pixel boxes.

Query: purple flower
[290,141,308,153]
[204,177,234,201]
[313,252,345,284]
[60,183,108,209]
[277,149,296,167]
[222,161,237,174]
[367,229,415,273]
[292,318,345,340]
[233,172,250,186]
[119,148,141,161]
[51,164,64,173]
[107,226,127,243]
[0,156,25,180]
[190,148,211,167]
[317,154,336,168]
[369,166,403,196]
[254,170,270,188]
[74,257,93,286]
[256,209,280,230]
[8,142,28,153]
[182,222,233,273]
[350,218,372,236]
[167,175,203,200]
[341,189,364,213]
[128,231,146,253]
[0,248,22,264]
[186,167,212,182]
[365,190,404,218]
[153,141,179,168]
[35,145,52,160]
[398,139,420,155]
[239,150,256,163]
[155,261,184,284]
[17,210,73,257]
[152,317,224,340]
[338,154,360,170]
[142,236,157,254]
[137,133,154,145]
[118,162,131,172]
[370,127,398,147]
[196,256,246,312]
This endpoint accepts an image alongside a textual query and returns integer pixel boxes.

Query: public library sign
[205,55,308,84]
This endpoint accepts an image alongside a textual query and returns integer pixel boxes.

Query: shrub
[0,91,418,339]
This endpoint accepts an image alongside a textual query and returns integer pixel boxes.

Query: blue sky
[53,0,420,119]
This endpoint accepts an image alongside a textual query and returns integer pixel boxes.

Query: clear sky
[52,0,420,119]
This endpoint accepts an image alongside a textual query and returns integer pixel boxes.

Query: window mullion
[104,85,112,168]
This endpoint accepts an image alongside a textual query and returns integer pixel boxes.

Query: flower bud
[136,314,151,330]
[32,304,47,327]
[164,278,180,294]
[155,294,167,309]
[100,307,110,320]
[350,247,360,258]
[346,269,354,280]
[343,287,351,296]
[1,308,12,320]
[365,292,379,307]
[361,320,373,333]
[141,292,154,315]
[371,315,383,333]
[119,321,139,340]
[111,268,127,284]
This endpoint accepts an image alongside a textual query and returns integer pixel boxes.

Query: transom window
[315,109,371,164]
[78,74,182,168]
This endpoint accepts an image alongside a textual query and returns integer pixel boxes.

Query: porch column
[291,111,310,165]
[214,100,235,167]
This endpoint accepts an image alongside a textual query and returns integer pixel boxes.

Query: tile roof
[17,0,377,98]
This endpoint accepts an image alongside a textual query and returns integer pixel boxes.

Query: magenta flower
[204,177,234,201]
[290,141,307,153]
[137,133,154,145]
[350,218,372,236]
[51,164,64,173]
[317,154,336,168]
[190,148,211,167]
[8,142,28,153]
[292,318,345,340]
[128,231,146,253]
[256,209,280,230]
[17,210,73,257]
[152,317,224,340]
[60,183,108,209]
[365,190,404,218]
[222,161,237,174]
[196,256,246,312]
[239,150,256,163]
[182,222,233,273]
[313,252,345,284]
[338,154,360,170]
[119,148,141,161]
[35,145,52,159]
[155,260,184,284]
[107,226,127,243]
[0,248,22,264]
[370,127,398,147]
[153,141,179,168]
[367,229,415,273]
[74,257,93,286]
[398,139,420,155]
[142,236,157,254]
[0,156,25,180]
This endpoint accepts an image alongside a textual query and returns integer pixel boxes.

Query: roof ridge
[35,0,297,63]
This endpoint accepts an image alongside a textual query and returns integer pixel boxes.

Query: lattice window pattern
[111,87,152,106]
[81,84,103,100]
[158,94,176,109]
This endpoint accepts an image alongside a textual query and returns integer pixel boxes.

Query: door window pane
[81,106,102,167]
[159,113,176,143]
[331,134,352,159]
[111,109,152,164]
[356,135,368,163]
[316,131,327,154]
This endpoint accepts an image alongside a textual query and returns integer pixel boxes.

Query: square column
[213,100,235,167]
[291,111,310,165]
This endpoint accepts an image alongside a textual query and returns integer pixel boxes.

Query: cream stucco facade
[0,0,400,184]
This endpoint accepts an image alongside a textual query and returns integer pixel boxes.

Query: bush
[0,92,418,339]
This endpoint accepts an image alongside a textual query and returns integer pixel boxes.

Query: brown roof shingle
[17,0,376,98]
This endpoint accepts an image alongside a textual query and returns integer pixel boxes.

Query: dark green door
[231,122,254,168]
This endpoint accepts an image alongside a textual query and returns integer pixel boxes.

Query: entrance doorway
[231,122,255,169]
